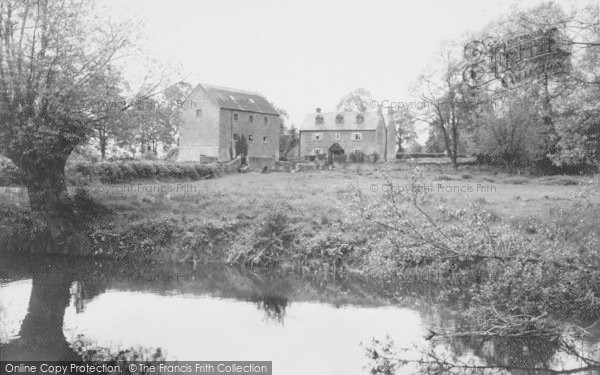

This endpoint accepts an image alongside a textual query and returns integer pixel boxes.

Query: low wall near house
[273,161,293,172]
[295,163,317,172]
[247,156,275,171]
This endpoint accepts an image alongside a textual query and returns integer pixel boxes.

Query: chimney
[316,107,321,114]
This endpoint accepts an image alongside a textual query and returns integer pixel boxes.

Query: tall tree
[336,88,373,113]
[0,0,157,251]
[467,1,599,170]
[414,48,472,169]
[390,108,417,153]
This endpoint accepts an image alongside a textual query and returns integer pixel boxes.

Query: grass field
[82,163,598,226]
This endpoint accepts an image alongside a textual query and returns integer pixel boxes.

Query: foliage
[226,210,361,277]
[412,1,600,173]
[0,0,166,251]
[64,161,219,185]
[349,151,366,163]
[413,45,471,169]
[391,107,418,153]
[344,168,600,326]
[336,88,374,113]
[0,156,23,185]
[0,0,138,180]
[279,125,299,160]
[465,92,545,170]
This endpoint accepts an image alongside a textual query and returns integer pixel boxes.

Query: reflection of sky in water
[62,291,425,375]
[0,279,32,343]
[2,278,596,374]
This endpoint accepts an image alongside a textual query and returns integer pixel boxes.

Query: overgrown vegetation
[346,168,600,374]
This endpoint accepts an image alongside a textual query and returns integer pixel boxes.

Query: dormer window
[335,114,344,124]
[356,114,364,124]
[315,115,324,125]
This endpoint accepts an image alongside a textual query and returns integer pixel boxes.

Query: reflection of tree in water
[366,334,600,374]
[447,335,561,373]
[254,295,289,324]
[0,269,164,363]
[72,335,165,363]
[365,279,600,374]
[1,271,79,360]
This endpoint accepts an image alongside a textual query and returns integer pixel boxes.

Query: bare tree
[414,49,471,169]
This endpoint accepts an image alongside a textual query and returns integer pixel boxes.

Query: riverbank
[1,166,599,338]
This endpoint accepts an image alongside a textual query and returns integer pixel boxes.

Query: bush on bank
[86,209,364,278]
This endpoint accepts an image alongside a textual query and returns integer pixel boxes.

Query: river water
[0,256,597,374]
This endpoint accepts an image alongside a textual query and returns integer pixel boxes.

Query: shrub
[117,163,136,179]
[503,177,529,185]
[434,174,455,181]
[349,151,365,163]
[333,154,347,164]
[539,175,581,186]
[143,151,157,160]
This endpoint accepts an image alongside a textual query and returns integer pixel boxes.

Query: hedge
[395,153,468,159]
[66,161,221,184]
[0,157,221,186]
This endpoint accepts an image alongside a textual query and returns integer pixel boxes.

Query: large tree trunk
[20,158,84,254]
[1,271,79,360]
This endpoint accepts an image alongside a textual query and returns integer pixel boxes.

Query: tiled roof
[198,83,279,115]
[298,111,382,132]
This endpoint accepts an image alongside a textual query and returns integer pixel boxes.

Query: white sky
[99,0,580,137]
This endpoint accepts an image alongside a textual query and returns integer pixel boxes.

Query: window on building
[263,136,268,143]
[249,115,254,123]
[312,133,323,141]
[313,148,322,155]
[264,117,268,125]
[233,133,240,141]
[356,114,364,124]
[351,132,363,141]
[248,135,254,142]
[335,114,344,124]
[315,115,324,125]
[196,109,203,118]
[233,113,238,121]
[353,148,361,154]
[335,132,341,140]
